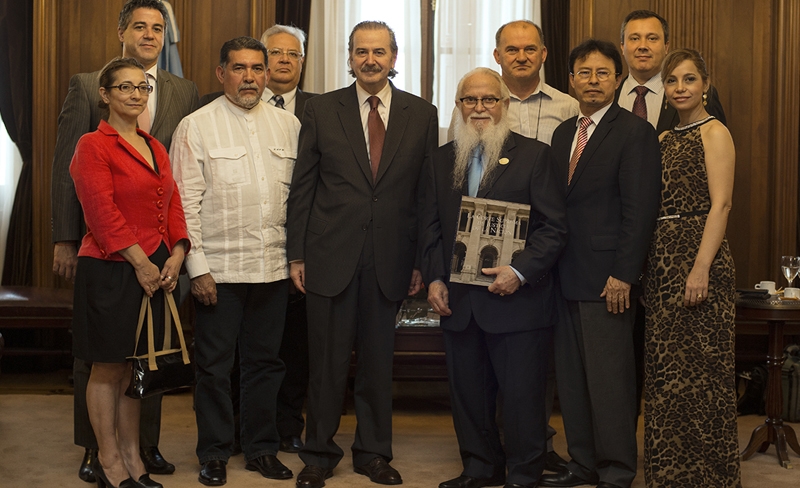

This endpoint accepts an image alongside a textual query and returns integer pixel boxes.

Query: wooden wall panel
[569,0,800,288]
[32,1,276,287]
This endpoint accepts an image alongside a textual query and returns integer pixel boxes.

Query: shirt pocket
[267,146,297,184]
[209,146,250,186]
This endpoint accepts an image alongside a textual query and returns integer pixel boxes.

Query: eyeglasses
[106,83,153,94]
[571,69,617,81]
[267,48,303,60]
[459,97,501,109]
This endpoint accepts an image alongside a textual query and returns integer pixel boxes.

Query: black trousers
[300,233,399,469]
[276,292,309,438]
[193,280,288,463]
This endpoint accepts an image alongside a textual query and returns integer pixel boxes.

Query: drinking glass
[781,255,800,288]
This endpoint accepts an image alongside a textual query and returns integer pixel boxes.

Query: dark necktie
[272,95,285,109]
[367,96,385,183]
[568,116,592,184]
[632,85,648,120]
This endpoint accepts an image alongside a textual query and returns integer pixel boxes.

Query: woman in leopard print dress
[643,49,741,487]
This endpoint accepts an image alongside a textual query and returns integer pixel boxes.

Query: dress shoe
[439,474,505,488]
[596,483,625,488]
[504,484,538,488]
[280,435,304,453]
[539,470,594,487]
[296,465,333,488]
[354,457,403,485]
[199,460,227,486]
[140,446,175,475]
[136,474,163,488]
[245,454,293,480]
[544,451,569,474]
[78,448,97,483]
[92,457,138,488]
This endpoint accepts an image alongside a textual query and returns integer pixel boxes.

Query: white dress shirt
[356,81,392,160]
[170,96,301,283]
[507,82,580,145]
[569,102,614,157]
[262,86,299,115]
[144,65,158,128]
[618,74,664,129]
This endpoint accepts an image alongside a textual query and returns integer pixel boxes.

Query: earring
[703,92,708,106]
[664,98,668,110]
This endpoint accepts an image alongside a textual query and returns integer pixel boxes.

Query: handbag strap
[130,291,190,369]
[132,294,150,357]
[165,291,191,365]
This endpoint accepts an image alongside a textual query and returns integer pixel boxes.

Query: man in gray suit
[286,20,438,488]
[50,0,198,482]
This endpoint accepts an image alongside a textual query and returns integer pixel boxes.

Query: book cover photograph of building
[449,196,530,287]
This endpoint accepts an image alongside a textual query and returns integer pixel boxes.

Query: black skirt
[72,243,175,363]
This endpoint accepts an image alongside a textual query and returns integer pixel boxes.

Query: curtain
[541,0,570,94]
[431,0,540,143]
[0,1,32,285]
[305,0,421,96]
[275,0,313,90]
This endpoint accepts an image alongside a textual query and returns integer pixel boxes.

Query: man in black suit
[50,0,198,481]
[423,68,567,488]
[616,9,726,132]
[616,9,727,413]
[286,20,438,488]
[540,40,661,488]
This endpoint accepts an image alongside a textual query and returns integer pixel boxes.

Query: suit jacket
[615,79,727,133]
[70,120,189,261]
[421,133,567,333]
[286,82,438,301]
[51,68,199,243]
[552,103,661,302]
[199,88,316,119]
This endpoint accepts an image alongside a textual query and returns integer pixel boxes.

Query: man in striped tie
[542,39,661,488]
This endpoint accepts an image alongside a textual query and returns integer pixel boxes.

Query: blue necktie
[468,149,483,197]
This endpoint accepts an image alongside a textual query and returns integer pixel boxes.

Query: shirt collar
[509,81,556,102]
[356,81,392,109]
[578,102,613,127]
[621,72,662,96]
[262,86,297,106]
[145,65,158,82]
[222,94,264,116]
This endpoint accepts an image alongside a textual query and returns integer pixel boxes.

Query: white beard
[451,112,511,193]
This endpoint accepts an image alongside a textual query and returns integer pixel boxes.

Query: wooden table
[736,298,800,468]
[0,286,74,358]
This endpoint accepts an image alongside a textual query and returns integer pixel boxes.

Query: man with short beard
[422,68,567,488]
[170,36,300,486]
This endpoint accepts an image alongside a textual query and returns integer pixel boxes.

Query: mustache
[238,83,258,92]
[360,64,382,74]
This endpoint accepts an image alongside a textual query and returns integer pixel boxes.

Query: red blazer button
[158,214,165,222]
[156,200,164,208]
[157,187,164,196]
[158,226,166,234]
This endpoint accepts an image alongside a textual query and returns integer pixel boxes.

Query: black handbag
[126,291,193,399]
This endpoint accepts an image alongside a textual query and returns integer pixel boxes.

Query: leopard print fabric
[643,120,741,488]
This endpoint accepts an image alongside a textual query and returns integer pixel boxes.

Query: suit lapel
[150,69,171,136]
[337,84,373,184]
[567,104,619,195]
[374,85,408,185]
[476,135,515,198]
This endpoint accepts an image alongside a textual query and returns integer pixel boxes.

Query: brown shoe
[354,457,402,485]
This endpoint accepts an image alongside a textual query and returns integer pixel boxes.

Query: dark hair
[662,48,709,84]
[568,39,623,76]
[495,20,545,48]
[97,57,146,109]
[118,0,168,31]
[347,21,398,79]
[219,36,268,67]
[620,10,669,44]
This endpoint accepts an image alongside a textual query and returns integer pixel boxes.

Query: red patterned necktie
[367,96,385,183]
[568,116,592,184]
[632,85,648,120]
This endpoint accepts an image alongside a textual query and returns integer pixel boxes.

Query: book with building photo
[449,196,531,287]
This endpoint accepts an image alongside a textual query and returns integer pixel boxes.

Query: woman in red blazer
[69,57,189,488]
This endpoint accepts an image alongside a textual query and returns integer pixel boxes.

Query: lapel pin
[499,158,509,165]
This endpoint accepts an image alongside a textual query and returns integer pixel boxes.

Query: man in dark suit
[616,9,726,132]
[423,68,566,488]
[286,20,438,488]
[50,0,198,481]
[615,9,727,413]
[540,40,661,488]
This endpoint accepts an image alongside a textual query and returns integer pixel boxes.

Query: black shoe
[544,451,568,474]
[136,474,163,488]
[504,484,537,488]
[596,483,625,488]
[92,457,137,488]
[296,465,333,488]
[354,457,402,485]
[280,435,304,453]
[78,448,97,483]
[199,460,227,486]
[140,447,176,475]
[539,470,594,487]
[439,474,506,488]
[245,454,293,480]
